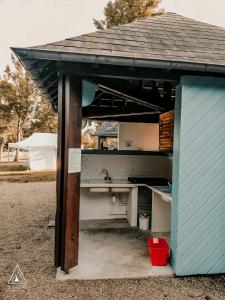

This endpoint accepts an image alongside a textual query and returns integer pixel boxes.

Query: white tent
[8,133,57,170]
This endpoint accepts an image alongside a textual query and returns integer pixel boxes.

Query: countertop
[82,150,172,156]
[149,186,172,202]
[81,179,136,188]
[80,180,172,203]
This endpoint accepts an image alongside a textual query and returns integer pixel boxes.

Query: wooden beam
[22,58,51,71]
[55,74,82,272]
[83,105,158,116]
[61,75,82,272]
[98,84,164,112]
[59,61,181,81]
[92,114,159,123]
[163,81,173,106]
[32,61,56,80]
[55,74,65,267]
[89,111,159,119]
[42,86,58,97]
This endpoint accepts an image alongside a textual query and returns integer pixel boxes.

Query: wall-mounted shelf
[82,150,173,156]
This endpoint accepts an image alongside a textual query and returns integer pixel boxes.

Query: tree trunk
[0,143,3,161]
[14,130,21,162]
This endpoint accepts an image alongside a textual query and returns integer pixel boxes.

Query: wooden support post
[55,74,82,273]
[55,74,65,267]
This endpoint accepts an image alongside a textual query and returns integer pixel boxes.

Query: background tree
[4,56,37,160]
[0,80,13,159]
[0,56,57,161]
[27,95,58,135]
[94,0,164,30]
[82,134,96,149]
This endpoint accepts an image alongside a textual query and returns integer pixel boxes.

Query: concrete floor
[57,219,173,280]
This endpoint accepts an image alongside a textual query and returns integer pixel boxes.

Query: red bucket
[148,238,169,266]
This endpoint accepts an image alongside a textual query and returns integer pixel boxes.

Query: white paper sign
[68,148,81,173]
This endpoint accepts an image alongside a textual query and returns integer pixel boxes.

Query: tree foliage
[0,56,58,160]
[27,96,58,135]
[0,80,14,158]
[93,0,164,30]
[5,56,37,140]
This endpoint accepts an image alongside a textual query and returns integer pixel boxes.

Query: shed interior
[56,69,177,279]
[15,52,178,278]
[13,50,180,279]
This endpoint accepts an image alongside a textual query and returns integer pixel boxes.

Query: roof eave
[11,47,225,75]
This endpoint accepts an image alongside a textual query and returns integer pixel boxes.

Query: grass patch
[0,171,56,182]
[0,163,27,172]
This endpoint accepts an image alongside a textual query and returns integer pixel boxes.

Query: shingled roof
[92,122,118,137]
[13,12,225,68]
[11,12,225,109]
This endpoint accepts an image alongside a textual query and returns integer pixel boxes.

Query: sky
[1,0,225,71]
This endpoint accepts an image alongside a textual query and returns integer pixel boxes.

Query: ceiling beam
[90,114,160,123]
[32,62,56,82]
[59,62,181,81]
[89,111,159,119]
[82,106,158,117]
[98,84,165,112]
[23,59,52,72]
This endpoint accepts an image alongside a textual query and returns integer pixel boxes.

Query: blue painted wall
[171,76,225,275]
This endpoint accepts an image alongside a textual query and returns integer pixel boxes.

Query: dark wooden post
[55,74,82,273]
[55,74,65,267]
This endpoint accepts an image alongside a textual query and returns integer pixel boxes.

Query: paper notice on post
[68,148,81,173]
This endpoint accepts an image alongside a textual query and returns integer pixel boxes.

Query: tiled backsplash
[81,154,172,180]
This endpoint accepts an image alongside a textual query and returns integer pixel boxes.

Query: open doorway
[57,78,177,279]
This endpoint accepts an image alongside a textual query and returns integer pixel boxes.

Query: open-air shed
[12,12,225,276]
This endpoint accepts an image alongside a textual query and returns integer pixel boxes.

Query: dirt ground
[0,181,225,300]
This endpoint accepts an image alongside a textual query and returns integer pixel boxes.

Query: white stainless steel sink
[87,180,132,193]
[81,179,135,190]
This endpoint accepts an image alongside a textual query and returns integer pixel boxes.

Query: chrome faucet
[102,168,112,182]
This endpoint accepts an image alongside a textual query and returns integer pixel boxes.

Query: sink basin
[89,187,110,193]
[111,187,131,193]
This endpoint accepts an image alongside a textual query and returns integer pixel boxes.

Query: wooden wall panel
[159,110,174,151]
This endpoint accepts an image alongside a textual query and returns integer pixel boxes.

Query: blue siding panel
[171,76,225,276]
[170,84,182,268]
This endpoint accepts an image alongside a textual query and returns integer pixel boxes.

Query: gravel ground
[0,181,225,300]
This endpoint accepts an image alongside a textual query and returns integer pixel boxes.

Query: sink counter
[149,186,172,203]
[150,186,172,233]
[81,179,136,188]
[80,179,138,227]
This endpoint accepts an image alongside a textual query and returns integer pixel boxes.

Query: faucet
[102,169,112,182]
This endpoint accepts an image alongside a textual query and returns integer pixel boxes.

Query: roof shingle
[12,12,225,108]
[28,12,225,67]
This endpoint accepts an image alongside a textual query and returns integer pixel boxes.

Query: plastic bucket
[148,238,169,266]
[139,215,150,230]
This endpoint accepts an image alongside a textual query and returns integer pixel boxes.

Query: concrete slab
[56,219,173,280]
